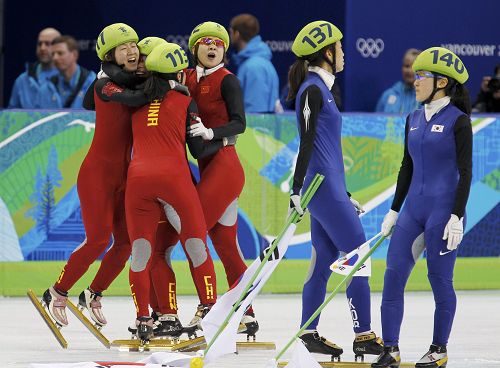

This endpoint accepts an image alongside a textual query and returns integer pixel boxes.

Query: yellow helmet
[412,47,469,84]
[145,43,189,73]
[188,21,230,52]
[292,21,343,57]
[138,37,168,56]
[96,23,139,60]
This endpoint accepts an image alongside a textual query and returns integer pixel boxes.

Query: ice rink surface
[2,291,500,367]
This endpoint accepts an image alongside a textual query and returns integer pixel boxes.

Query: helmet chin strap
[322,44,336,74]
[422,76,446,105]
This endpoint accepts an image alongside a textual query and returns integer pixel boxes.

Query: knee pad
[218,199,238,226]
[131,238,152,272]
[158,199,181,234]
[185,238,208,267]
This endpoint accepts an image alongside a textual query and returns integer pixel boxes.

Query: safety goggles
[414,71,446,80]
[197,37,225,48]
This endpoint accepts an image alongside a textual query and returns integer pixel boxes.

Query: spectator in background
[472,64,500,113]
[8,27,61,108]
[376,48,420,114]
[229,14,280,113]
[37,35,95,108]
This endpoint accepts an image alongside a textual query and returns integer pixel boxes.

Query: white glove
[381,209,398,237]
[442,214,464,250]
[288,194,304,219]
[350,197,365,215]
[189,118,214,140]
[97,70,109,79]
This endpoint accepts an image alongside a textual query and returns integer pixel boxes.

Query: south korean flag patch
[431,124,444,133]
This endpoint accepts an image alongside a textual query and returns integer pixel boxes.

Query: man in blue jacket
[37,35,96,109]
[8,27,61,108]
[230,14,280,113]
[375,48,421,114]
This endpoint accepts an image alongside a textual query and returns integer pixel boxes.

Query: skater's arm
[101,62,144,88]
[291,85,322,195]
[452,115,472,218]
[83,79,97,110]
[211,74,246,139]
[391,116,413,212]
[94,78,148,107]
[186,100,224,159]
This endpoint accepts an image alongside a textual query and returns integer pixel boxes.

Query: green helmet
[412,47,469,84]
[188,21,230,51]
[138,37,168,56]
[292,20,343,57]
[96,23,139,60]
[145,43,189,73]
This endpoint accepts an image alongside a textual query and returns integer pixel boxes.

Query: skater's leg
[54,180,114,294]
[90,188,131,293]
[300,216,339,330]
[208,199,247,288]
[425,221,458,347]
[381,210,425,347]
[126,178,161,319]
[151,221,179,315]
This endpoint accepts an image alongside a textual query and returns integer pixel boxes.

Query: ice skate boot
[371,345,401,368]
[415,344,448,368]
[299,331,343,361]
[78,287,106,327]
[238,311,259,341]
[353,331,384,362]
[155,313,183,339]
[42,287,69,327]
[183,303,212,337]
[135,316,155,343]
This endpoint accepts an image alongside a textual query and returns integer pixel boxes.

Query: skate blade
[66,298,110,348]
[27,289,68,349]
[278,362,415,367]
[111,338,177,352]
[170,336,275,353]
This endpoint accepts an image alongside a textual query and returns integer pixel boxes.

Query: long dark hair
[287,43,335,100]
[444,78,472,116]
[143,72,177,102]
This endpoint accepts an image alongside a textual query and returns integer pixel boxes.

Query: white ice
[2,291,500,367]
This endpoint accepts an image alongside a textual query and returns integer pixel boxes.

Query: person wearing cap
[287,21,383,360]
[42,23,141,330]
[125,42,229,341]
[181,21,260,337]
[373,47,472,368]
[8,27,61,108]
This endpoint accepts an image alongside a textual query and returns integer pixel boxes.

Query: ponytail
[287,59,308,100]
[143,72,176,102]
[287,42,338,101]
[446,79,471,116]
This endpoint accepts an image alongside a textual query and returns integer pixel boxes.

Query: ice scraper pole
[274,233,386,361]
[203,173,325,356]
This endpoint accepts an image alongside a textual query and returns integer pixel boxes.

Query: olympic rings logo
[356,38,385,58]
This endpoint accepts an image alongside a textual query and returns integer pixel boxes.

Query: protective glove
[442,214,464,250]
[189,118,214,140]
[223,135,237,146]
[381,209,398,237]
[288,193,304,221]
[350,197,365,215]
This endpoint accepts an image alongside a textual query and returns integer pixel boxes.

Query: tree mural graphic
[27,145,62,237]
